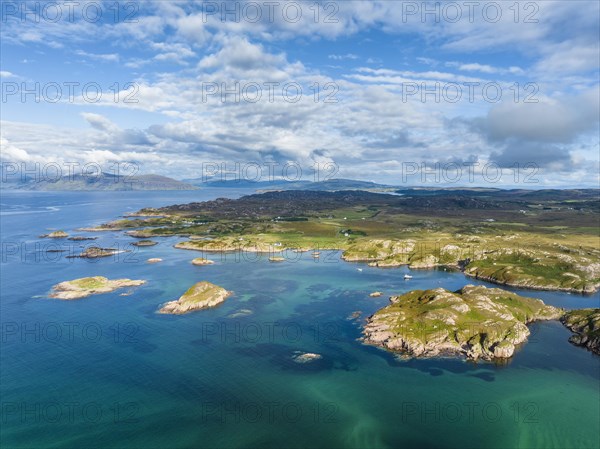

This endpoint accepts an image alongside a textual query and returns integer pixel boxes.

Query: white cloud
[329,54,359,60]
[75,50,120,62]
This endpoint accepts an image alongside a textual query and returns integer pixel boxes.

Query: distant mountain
[297,179,393,191]
[185,178,393,192]
[396,187,600,201]
[1,173,198,191]
[183,178,308,189]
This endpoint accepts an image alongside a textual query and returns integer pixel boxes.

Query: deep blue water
[1,190,599,449]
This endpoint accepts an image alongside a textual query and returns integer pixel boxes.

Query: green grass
[70,277,108,289]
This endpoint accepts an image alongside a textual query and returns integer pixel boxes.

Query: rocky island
[158,281,232,314]
[561,309,600,355]
[191,257,215,266]
[132,240,158,247]
[363,285,563,361]
[50,276,146,300]
[67,246,127,258]
[40,230,69,238]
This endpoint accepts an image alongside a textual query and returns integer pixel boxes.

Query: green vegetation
[363,285,564,361]
[94,189,600,293]
[158,281,232,314]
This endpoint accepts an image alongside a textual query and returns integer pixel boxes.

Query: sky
[0,0,599,187]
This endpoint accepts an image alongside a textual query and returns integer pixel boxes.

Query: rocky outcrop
[132,240,158,247]
[561,309,600,355]
[67,246,127,258]
[41,230,69,238]
[158,281,232,314]
[191,257,215,266]
[363,285,563,361]
[50,276,145,300]
[343,239,415,265]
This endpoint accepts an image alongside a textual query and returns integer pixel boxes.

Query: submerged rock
[228,309,253,318]
[292,352,322,363]
[348,311,362,321]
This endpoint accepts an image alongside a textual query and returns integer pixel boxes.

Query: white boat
[357,268,363,272]
[404,274,413,280]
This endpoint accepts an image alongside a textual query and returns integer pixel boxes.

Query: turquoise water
[1,191,599,449]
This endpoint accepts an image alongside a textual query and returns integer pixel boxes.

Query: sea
[1,190,599,449]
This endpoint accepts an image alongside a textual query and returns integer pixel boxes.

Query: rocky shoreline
[560,309,600,355]
[171,239,599,294]
[464,268,600,295]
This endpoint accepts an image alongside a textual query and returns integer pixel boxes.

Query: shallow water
[1,190,598,449]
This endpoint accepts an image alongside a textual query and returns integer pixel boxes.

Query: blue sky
[1,1,599,187]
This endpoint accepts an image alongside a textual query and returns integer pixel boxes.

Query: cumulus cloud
[1,0,598,186]
[479,90,600,144]
[489,141,572,168]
